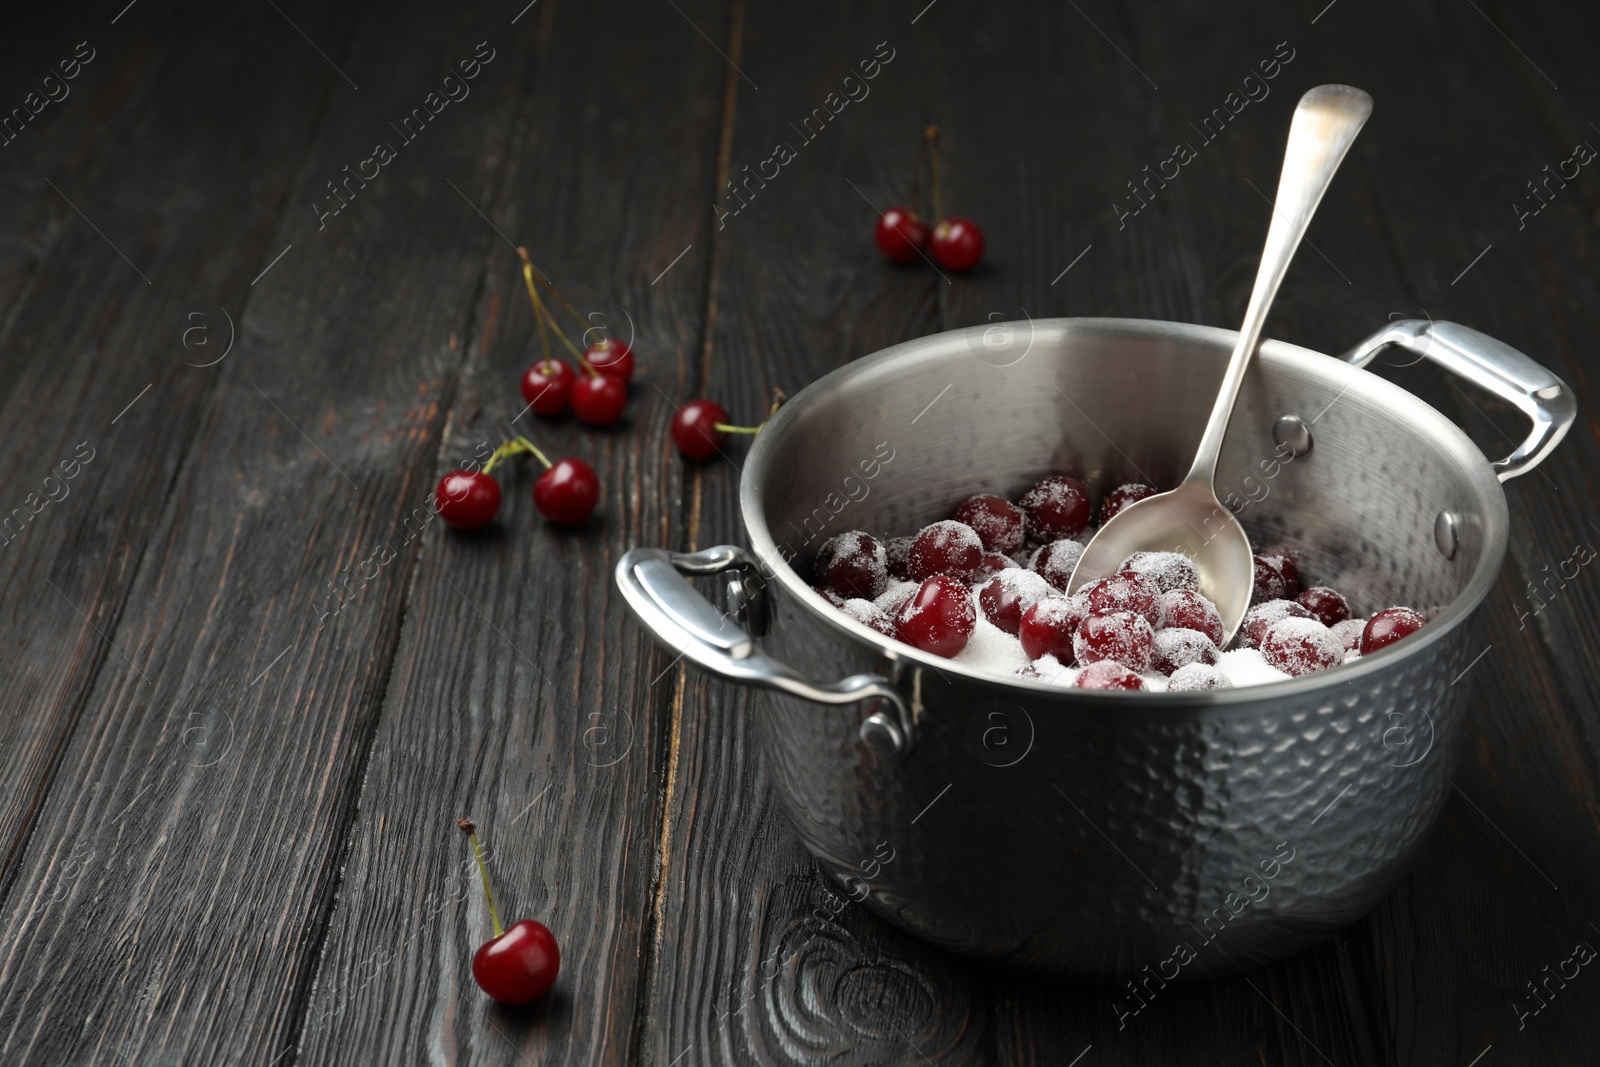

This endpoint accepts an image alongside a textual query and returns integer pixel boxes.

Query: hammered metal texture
[738,319,1508,979]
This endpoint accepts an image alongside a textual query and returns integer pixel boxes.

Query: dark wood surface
[2,1,1598,1064]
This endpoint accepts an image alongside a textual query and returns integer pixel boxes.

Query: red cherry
[977,551,1017,578]
[1086,571,1163,629]
[1121,551,1200,595]
[1100,483,1156,524]
[894,574,976,657]
[1160,590,1224,646]
[458,819,560,1005]
[1251,554,1289,605]
[1073,611,1154,673]
[1030,538,1084,590]
[520,359,574,416]
[583,337,634,382]
[815,531,888,600]
[671,398,730,460]
[975,569,1054,635]
[1260,545,1301,596]
[1238,599,1314,650]
[1019,595,1089,662]
[1151,628,1220,676]
[908,520,984,582]
[1296,586,1351,626]
[1074,659,1145,691]
[473,919,561,1005]
[874,206,932,264]
[1360,607,1424,656]
[533,457,599,524]
[571,373,627,425]
[1018,475,1091,541]
[884,536,915,581]
[953,494,1025,554]
[436,471,501,530]
[1260,617,1342,676]
[930,217,984,271]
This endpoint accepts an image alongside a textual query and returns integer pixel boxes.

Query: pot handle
[615,545,915,757]
[1341,319,1575,482]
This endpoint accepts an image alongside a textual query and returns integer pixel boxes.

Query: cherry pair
[436,436,598,529]
[516,250,634,426]
[458,819,560,1005]
[874,126,985,272]
[669,387,784,460]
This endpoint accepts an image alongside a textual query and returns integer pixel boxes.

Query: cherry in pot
[894,574,976,657]
[436,471,501,531]
[458,819,560,1005]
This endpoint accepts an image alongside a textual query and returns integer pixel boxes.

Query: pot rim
[739,316,1509,706]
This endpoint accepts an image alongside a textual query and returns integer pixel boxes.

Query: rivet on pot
[1272,415,1312,457]
[860,710,906,762]
[1434,511,1459,560]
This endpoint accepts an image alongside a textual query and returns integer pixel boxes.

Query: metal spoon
[1066,84,1373,645]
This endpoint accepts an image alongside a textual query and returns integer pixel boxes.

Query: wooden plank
[0,3,542,1062]
[0,3,365,892]
[288,0,734,1063]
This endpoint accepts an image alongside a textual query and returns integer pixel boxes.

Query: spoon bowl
[1067,84,1373,644]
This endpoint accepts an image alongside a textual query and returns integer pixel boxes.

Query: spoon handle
[1184,84,1373,487]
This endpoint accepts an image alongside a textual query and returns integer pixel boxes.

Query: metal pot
[617,317,1572,979]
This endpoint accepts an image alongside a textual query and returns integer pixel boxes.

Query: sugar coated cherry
[978,551,1018,578]
[1074,611,1154,673]
[1296,586,1351,626]
[533,457,600,524]
[1160,589,1224,646]
[671,399,730,459]
[1121,551,1200,595]
[571,372,627,425]
[954,494,1025,554]
[1086,571,1163,629]
[1251,554,1288,605]
[1074,659,1145,691]
[1151,628,1220,676]
[1019,595,1089,662]
[520,359,574,416]
[1260,617,1342,676]
[1030,538,1084,590]
[1100,483,1156,523]
[1238,598,1314,650]
[908,520,984,582]
[884,536,915,581]
[1168,662,1232,692]
[814,531,888,600]
[584,337,634,382]
[875,206,932,264]
[1360,607,1424,656]
[1261,545,1300,595]
[976,568,1055,635]
[895,574,976,657]
[1331,618,1366,653]
[1019,475,1091,541]
[436,471,502,530]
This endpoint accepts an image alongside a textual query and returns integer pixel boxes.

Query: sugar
[1216,647,1291,686]
[952,593,1031,674]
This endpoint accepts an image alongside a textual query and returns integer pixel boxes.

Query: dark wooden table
[3,1,1599,1063]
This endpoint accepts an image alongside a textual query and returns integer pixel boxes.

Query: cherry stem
[457,818,505,938]
[924,124,942,220]
[516,435,553,469]
[518,250,589,369]
[713,422,763,435]
[481,437,552,473]
[533,273,599,340]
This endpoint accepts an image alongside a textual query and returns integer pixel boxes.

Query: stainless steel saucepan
[617,316,1573,978]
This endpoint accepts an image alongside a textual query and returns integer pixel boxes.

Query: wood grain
[289,0,733,1063]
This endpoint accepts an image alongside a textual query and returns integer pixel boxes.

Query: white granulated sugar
[873,579,917,615]
[1028,653,1080,687]
[987,567,1054,604]
[1121,551,1200,594]
[952,595,1031,674]
[1217,648,1291,686]
[840,598,887,627]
